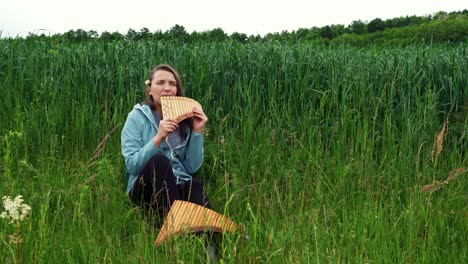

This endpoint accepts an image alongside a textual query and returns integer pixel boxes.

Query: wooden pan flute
[161,96,203,123]
[155,200,239,246]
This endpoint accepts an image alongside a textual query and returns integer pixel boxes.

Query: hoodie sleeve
[181,132,204,174]
[121,111,161,175]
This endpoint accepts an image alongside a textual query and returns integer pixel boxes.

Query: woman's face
[149,70,178,106]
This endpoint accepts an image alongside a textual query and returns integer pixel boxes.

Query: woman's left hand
[192,108,208,133]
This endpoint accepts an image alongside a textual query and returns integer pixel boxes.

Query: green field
[0,39,467,263]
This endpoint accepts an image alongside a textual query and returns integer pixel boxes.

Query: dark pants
[129,153,211,218]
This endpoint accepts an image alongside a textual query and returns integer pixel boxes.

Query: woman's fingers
[159,119,178,136]
[162,125,175,133]
[192,108,207,120]
[161,119,178,127]
[192,108,203,114]
[191,107,208,134]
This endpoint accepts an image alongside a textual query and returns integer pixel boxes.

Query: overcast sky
[1,0,466,37]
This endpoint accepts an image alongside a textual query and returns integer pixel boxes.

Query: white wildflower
[1,195,31,224]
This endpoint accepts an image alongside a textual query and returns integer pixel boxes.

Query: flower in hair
[145,80,150,85]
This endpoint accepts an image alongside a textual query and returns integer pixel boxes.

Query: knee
[147,153,171,170]
[142,153,178,186]
[140,153,173,182]
[148,152,170,164]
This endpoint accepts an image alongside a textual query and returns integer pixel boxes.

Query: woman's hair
[143,64,192,136]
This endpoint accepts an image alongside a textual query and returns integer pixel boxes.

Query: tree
[247,34,261,42]
[319,26,335,39]
[349,20,367,34]
[167,24,188,41]
[368,18,385,33]
[433,11,448,20]
[126,29,138,40]
[231,32,247,43]
[153,30,165,41]
[330,24,346,37]
[386,17,409,28]
[63,29,94,42]
[206,28,227,41]
[100,31,124,41]
[138,27,151,40]
[295,28,315,41]
[190,31,202,42]
[88,30,98,39]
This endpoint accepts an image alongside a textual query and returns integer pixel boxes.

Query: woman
[121,64,210,217]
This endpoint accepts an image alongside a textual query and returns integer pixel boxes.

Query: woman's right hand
[153,119,178,147]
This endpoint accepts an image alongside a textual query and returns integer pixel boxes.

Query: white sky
[1,0,466,37]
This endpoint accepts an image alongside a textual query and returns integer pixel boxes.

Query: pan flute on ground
[155,200,239,246]
[161,96,203,123]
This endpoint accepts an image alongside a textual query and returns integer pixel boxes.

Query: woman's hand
[153,119,178,147]
[192,108,208,133]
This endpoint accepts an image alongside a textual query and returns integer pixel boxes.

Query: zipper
[135,104,187,159]
[135,104,192,183]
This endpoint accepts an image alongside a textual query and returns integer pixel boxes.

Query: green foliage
[168,24,188,41]
[206,28,227,42]
[12,10,468,46]
[319,26,335,39]
[0,38,466,262]
[349,20,367,34]
[230,32,248,43]
[368,18,386,33]
[99,31,124,41]
[333,15,468,46]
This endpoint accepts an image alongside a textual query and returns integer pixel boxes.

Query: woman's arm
[182,107,207,173]
[121,111,161,175]
[181,132,204,174]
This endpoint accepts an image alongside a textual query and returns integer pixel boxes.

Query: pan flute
[161,96,203,123]
[155,200,239,246]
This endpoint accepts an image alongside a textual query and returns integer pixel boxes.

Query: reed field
[0,39,467,263]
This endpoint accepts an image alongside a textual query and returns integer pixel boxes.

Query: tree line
[17,10,468,45]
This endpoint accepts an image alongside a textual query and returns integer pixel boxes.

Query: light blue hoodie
[121,103,204,195]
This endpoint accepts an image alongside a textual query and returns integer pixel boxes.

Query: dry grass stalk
[421,180,444,193]
[431,117,448,162]
[421,167,466,193]
[87,124,120,167]
[446,167,466,181]
[69,124,121,190]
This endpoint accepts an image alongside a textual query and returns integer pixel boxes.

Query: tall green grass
[0,39,466,263]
